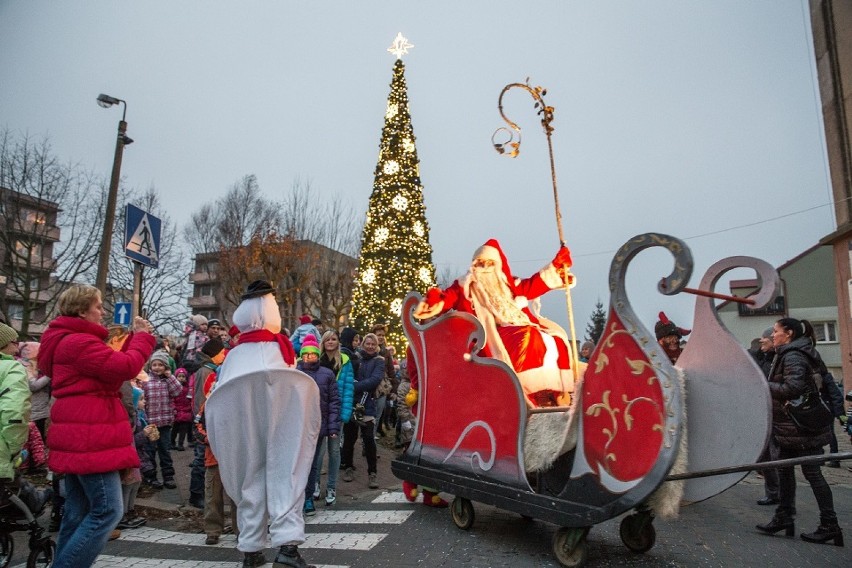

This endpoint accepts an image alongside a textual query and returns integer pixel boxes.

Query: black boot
[242,550,267,567]
[273,545,315,568]
[801,523,844,547]
[48,504,63,532]
[756,513,794,537]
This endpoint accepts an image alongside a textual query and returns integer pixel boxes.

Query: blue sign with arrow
[124,204,161,268]
[114,302,132,326]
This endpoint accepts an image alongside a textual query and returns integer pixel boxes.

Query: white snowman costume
[206,291,320,553]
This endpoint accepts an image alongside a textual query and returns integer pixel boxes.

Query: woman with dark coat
[339,333,383,489]
[755,317,843,547]
[39,284,155,567]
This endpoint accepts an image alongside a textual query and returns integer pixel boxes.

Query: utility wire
[435,196,843,267]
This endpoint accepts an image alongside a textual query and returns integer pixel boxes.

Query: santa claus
[414,239,575,407]
[206,280,320,568]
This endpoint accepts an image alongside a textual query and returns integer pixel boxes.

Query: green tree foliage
[585,300,606,345]
[350,59,436,350]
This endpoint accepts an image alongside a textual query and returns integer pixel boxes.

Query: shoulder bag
[784,365,833,433]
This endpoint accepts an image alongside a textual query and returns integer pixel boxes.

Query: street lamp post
[95,93,133,297]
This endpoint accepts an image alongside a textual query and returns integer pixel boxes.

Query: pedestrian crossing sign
[124,204,161,267]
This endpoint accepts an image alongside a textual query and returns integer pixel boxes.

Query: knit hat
[0,323,18,350]
[340,327,358,348]
[299,314,312,325]
[300,333,320,357]
[201,337,225,358]
[761,328,773,339]
[654,312,691,340]
[132,386,143,409]
[207,318,222,328]
[190,314,208,327]
[175,367,188,377]
[149,350,171,366]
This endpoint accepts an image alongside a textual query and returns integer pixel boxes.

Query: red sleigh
[392,232,783,567]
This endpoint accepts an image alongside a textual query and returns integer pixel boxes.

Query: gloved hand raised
[552,246,572,269]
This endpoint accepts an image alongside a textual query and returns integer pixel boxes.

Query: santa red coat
[425,243,573,401]
[39,316,155,475]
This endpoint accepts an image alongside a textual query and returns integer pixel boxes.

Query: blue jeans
[190,442,206,499]
[307,434,341,499]
[54,471,123,568]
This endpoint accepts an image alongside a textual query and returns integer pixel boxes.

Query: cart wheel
[26,538,54,568]
[619,513,656,553]
[450,497,475,530]
[552,527,588,568]
[0,532,13,568]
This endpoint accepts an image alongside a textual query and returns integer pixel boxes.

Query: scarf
[237,329,296,366]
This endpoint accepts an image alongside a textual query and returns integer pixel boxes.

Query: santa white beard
[469,268,531,326]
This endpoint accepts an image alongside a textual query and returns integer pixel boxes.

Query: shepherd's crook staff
[493,80,580,381]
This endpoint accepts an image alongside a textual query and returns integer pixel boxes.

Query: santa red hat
[472,238,513,285]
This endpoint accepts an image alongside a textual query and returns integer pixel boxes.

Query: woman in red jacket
[39,285,155,568]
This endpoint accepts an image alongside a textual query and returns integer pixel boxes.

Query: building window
[12,274,41,290]
[6,303,24,320]
[14,241,42,258]
[737,295,786,317]
[18,208,46,225]
[196,284,214,297]
[812,321,837,343]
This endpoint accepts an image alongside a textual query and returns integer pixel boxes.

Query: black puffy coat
[767,336,832,450]
[353,352,384,417]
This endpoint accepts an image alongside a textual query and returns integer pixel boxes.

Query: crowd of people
[0,278,427,568]
[0,275,849,567]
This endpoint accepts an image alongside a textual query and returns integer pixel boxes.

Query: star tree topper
[388,32,414,59]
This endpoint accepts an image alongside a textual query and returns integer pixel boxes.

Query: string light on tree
[350,33,436,350]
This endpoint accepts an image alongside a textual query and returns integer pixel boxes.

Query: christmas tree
[350,34,436,351]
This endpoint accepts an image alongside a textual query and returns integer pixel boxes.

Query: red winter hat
[655,311,691,340]
[299,314,312,325]
[472,238,512,285]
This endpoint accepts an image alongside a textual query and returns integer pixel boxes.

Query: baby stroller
[0,479,55,568]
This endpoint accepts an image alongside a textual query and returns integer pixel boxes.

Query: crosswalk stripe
[118,526,387,551]
[306,509,413,524]
[371,491,413,504]
[85,556,347,568]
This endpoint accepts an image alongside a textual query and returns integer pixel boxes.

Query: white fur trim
[539,263,566,289]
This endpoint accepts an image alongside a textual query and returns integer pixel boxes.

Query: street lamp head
[96,93,121,108]
[121,135,134,146]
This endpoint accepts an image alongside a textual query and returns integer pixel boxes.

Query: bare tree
[280,182,361,326]
[0,129,103,336]
[184,176,362,329]
[106,185,191,335]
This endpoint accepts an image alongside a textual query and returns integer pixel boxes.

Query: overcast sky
[0,1,835,337]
